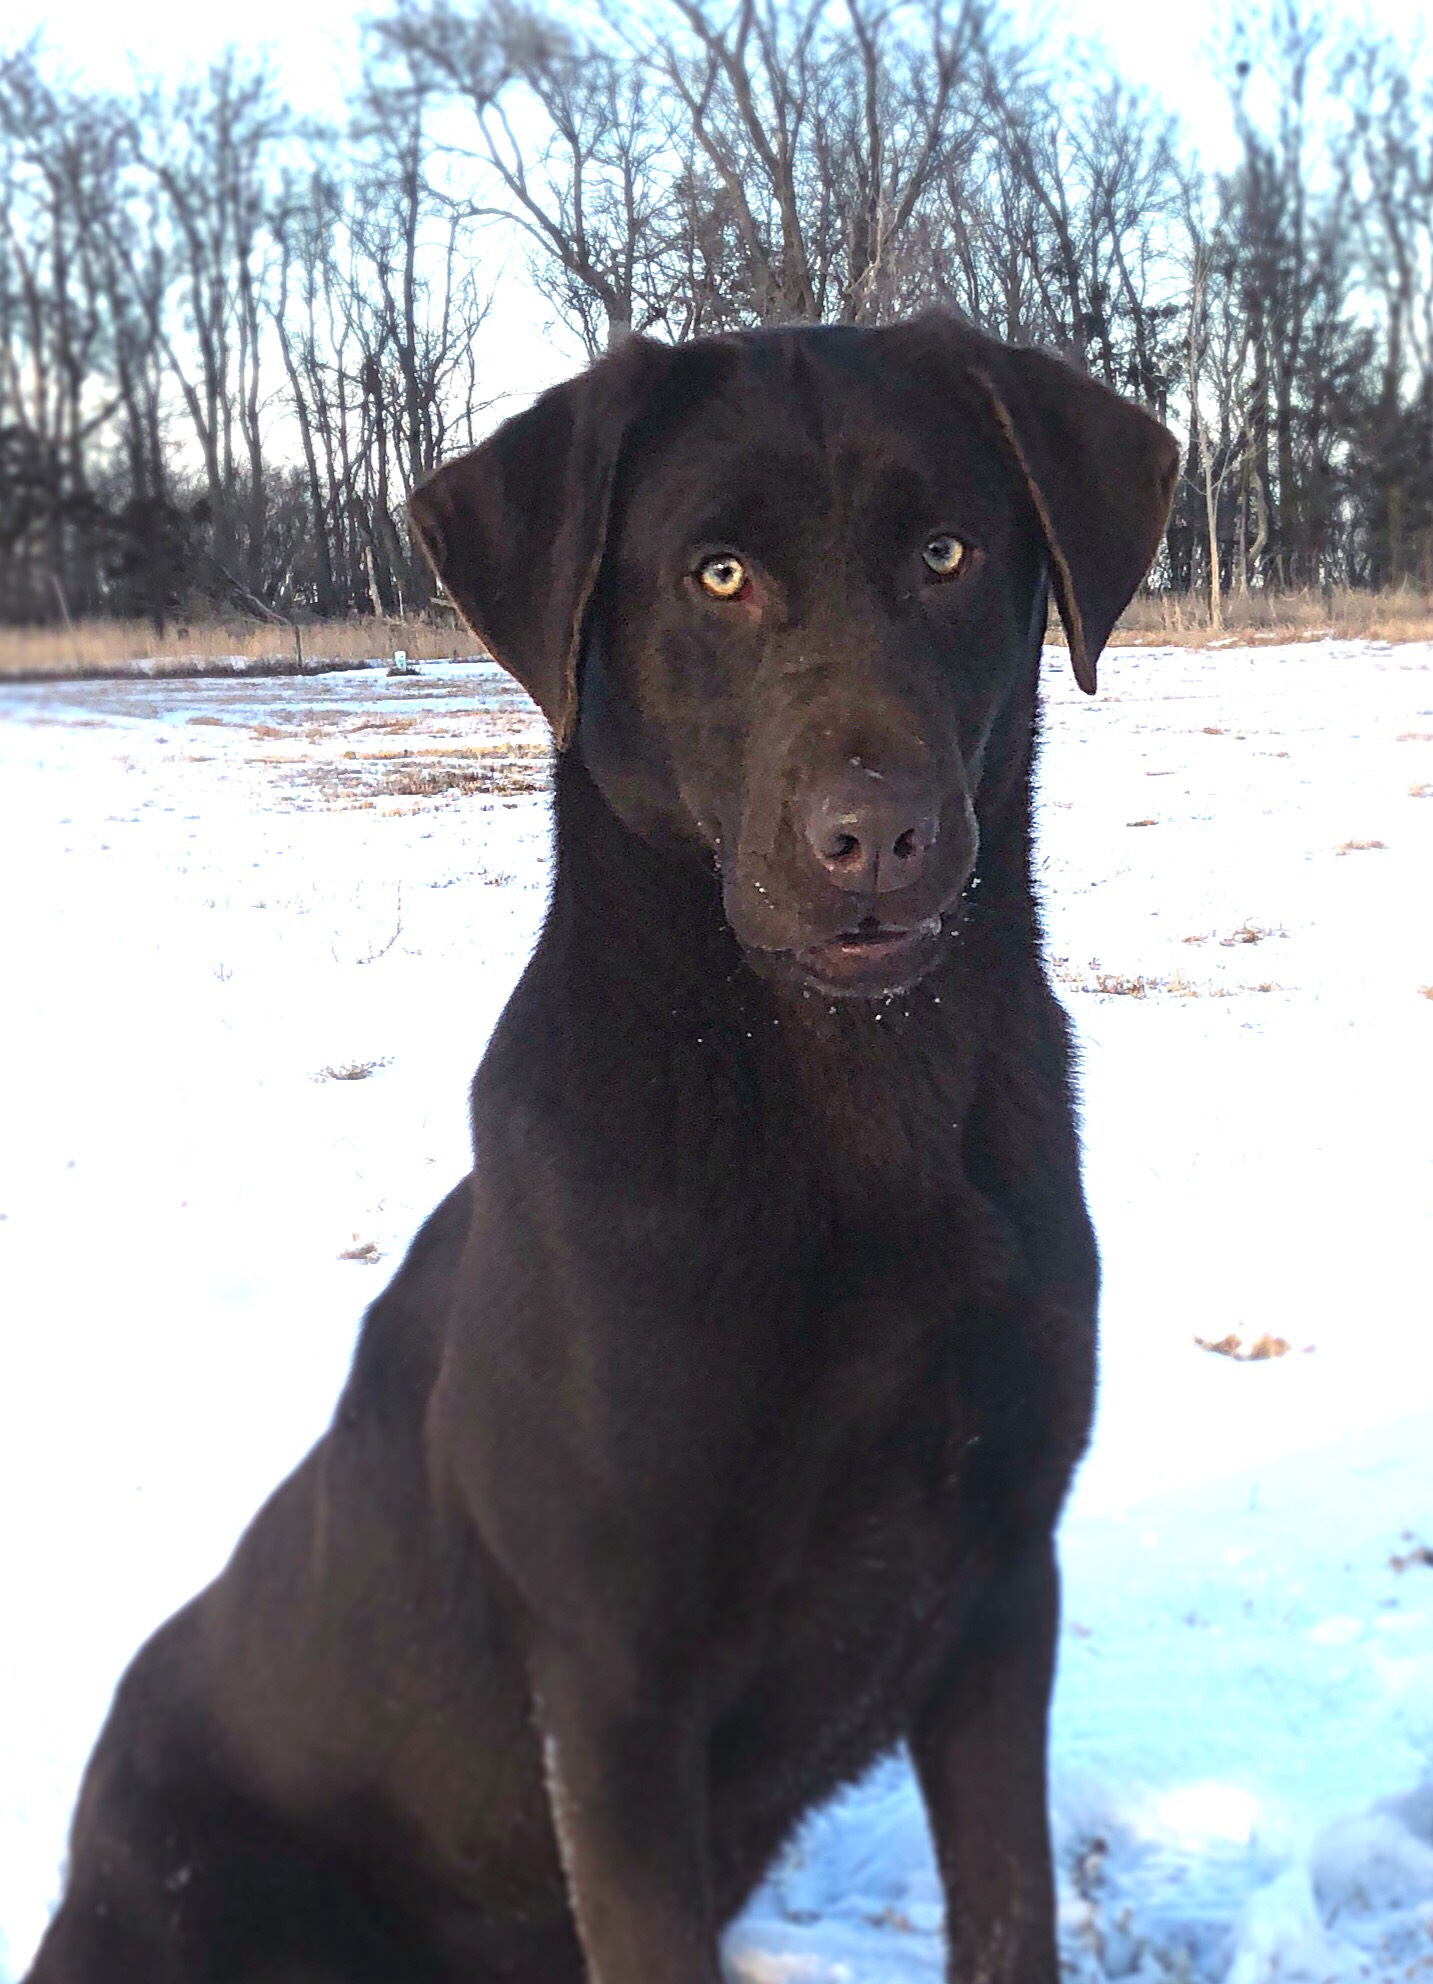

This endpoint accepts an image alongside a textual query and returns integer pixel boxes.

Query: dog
[26,315,1177,1984]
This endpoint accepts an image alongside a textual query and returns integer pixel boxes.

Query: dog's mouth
[786,914,945,998]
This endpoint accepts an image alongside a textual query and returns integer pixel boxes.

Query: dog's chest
[703,1202,1033,1780]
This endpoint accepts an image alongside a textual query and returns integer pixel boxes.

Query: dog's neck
[507,660,1045,1222]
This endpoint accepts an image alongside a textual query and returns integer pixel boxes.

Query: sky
[6,0,1426,418]
[15,0,1431,191]
[12,0,1255,133]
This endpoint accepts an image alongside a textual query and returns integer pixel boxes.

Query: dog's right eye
[922,533,968,579]
[696,554,750,601]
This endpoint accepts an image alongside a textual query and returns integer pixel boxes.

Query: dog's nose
[804,771,937,895]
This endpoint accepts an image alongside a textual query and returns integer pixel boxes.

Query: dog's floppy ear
[409,338,665,748]
[942,326,1178,694]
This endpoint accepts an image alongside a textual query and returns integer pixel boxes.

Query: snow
[1,639,1431,1984]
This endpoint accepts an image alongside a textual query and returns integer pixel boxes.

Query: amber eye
[922,533,967,579]
[697,553,749,600]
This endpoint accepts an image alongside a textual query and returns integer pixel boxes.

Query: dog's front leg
[910,1535,1062,1984]
[532,1641,723,1984]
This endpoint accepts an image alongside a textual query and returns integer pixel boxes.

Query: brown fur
[27,316,1176,1984]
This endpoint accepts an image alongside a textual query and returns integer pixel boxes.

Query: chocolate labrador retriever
[27,315,1176,1984]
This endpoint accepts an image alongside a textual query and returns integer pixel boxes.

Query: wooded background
[2,0,1430,632]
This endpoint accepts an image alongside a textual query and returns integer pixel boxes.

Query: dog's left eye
[697,554,749,600]
[922,534,967,579]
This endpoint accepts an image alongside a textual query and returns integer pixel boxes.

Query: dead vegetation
[345,713,427,734]
[337,737,545,763]
[173,709,553,811]
[1048,958,1282,999]
[319,1060,388,1082]
[297,731,553,806]
[1070,585,1433,650]
[5,588,1433,682]
[1090,971,1191,998]
[310,750,548,805]
[1184,923,1284,947]
[0,614,479,680]
[371,764,536,799]
[1195,1331,1299,1361]
[1219,922,1284,946]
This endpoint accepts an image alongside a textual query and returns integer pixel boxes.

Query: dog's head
[411,319,1177,998]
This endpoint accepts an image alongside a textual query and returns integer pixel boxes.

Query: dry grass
[336,739,547,763]
[369,763,538,799]
[1050,956,1283,998]
[5,583,1433,679]
[1180,922,1283,949]
[298,744,549,808]
[1195,1331,1297,1361]
[1055,583,1433,649]
[0,612,479,679]
[1219,921,1283,946]
[1089,970,1183,997]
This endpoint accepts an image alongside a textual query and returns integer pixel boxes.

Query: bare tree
[5,0,1431,628]
[375,1,679,354]
[1339,31,1433,585]
[654,0,986,326]
[0,48,120,616]
[1223,0,1354,585]
[97,56,290,602]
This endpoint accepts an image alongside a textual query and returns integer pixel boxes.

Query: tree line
[2,0,1430,631]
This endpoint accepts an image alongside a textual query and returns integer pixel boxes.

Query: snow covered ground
[1,640,1430,1984]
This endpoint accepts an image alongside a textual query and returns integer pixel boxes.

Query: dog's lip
[792,915,942,989]
[822,922,928,959]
